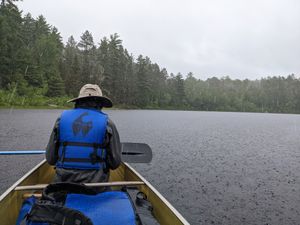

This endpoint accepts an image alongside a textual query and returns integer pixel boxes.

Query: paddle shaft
[0,143,152,163]
[15,181,145,191]
[0,150,45,155]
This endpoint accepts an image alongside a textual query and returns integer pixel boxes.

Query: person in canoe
[14,84,161,225]
[46,84,121,187]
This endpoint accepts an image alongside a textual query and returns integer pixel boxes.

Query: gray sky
[17,0,300,80]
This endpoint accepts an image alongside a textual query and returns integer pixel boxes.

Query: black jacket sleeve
[106,118,122,170]
[46,117,60,165]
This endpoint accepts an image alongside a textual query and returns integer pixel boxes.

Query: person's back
[46,84,121,185]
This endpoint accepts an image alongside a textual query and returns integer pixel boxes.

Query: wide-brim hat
[67,84,113,108]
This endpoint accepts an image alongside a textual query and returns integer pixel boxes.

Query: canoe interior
[0,160,189,225]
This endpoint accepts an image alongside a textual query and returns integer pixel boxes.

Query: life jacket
[56,108,108,170]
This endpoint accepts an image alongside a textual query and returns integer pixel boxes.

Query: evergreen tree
[1,1,300,112]
[61,36,82,96]
[0,2,23,87]
[46,72,65,97]
[100,33,124,103]
[135,55,151,107]
[168,73,185,107]
[77,30,98,85]
[78,30,94,51]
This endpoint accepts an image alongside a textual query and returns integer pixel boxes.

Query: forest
[1,1,300,113]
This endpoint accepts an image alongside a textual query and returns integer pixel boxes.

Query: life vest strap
[61,141,107,148]
[59,141,106,166]
[63,158,105,163]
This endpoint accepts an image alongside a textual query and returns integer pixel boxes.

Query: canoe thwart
[15,181,145,191]
[23,193,42,199]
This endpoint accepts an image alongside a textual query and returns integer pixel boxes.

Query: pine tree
[77,30,96,85]
[0,2,23,87]
[61,36,82,96]
[135,55,151,107]
[46,72,65,97]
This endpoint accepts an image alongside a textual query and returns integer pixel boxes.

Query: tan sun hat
[68,84,113,107]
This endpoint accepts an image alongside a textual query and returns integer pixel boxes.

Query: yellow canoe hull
[0,160,189,225]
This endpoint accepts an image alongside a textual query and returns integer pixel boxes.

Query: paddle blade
[121,143,152,163]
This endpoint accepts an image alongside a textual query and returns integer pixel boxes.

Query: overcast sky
[17,0,300,80]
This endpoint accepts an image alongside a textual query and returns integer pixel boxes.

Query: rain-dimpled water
[1,109,300,225]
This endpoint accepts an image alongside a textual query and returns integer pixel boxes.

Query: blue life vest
[16,192,136,225]
[56,108,108,170]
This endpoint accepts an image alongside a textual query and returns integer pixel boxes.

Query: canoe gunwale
[0,159,46,202]
[0,160,190,225]
[124,162,190,225]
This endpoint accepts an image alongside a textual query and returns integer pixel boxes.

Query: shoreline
[1,105,300,115]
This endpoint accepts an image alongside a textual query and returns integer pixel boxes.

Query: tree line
[1,1,300,113]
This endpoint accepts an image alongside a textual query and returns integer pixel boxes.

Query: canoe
[0,160,189,225]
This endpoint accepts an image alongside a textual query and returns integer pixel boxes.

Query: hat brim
[67,96,113,108]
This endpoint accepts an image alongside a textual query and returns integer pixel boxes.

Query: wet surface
[1,109,300,224]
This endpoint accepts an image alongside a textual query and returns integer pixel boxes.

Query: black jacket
[46,109,121,183]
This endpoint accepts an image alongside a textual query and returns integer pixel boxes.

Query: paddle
[121,142,152,163]
[0,143,152,163]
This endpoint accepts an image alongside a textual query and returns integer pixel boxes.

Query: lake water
[1,109,300,224]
